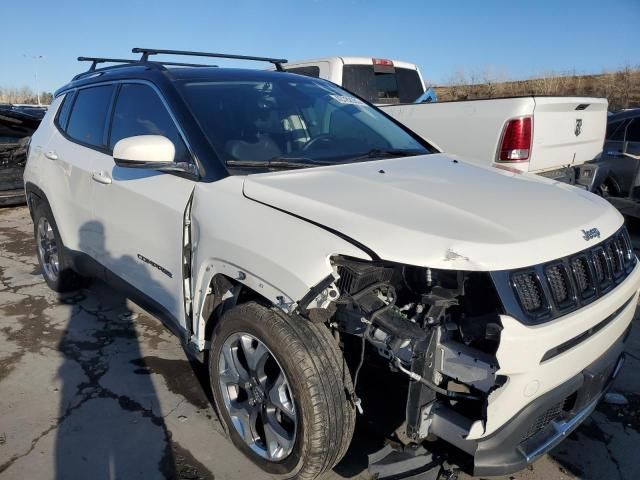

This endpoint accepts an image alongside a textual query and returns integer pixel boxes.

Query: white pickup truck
[284,57,609,190]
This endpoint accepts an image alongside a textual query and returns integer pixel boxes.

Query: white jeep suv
[24,48,639,479]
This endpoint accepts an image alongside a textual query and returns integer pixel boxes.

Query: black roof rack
[132,48,288,71]
[71,48,287,82]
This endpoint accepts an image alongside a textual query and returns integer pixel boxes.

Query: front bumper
[428,263,640,476]
[472,328,626,476]
[431,325,629,476]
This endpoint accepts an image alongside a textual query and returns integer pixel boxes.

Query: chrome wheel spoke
[220,344,250,385]
[263,413,294,460]
[268,372,295,420]
[240,335,269,376]
[229,401,258,444]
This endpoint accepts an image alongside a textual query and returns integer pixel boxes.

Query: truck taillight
[498,117,532,162]
[372,58,394,67]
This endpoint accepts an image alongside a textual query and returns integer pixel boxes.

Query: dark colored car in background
[0,104,47,206]
[597,109,640,194]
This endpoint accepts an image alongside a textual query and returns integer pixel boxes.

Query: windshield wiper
[226,157,332,170]
[348,148,423,162]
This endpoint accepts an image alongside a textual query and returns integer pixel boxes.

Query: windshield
[177,76,431,172]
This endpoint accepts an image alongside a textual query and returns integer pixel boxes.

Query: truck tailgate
[529,97,607,172]
[381,97,536,167]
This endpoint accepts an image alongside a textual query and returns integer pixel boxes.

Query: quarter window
[55,91,75,131]
[626,118,640,143]
[109,84,189,162]
[606,120,627,141]
[66,85,115,147]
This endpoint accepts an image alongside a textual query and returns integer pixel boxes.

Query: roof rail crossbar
[74,56,218,81]
[132,48,288,71]
[78,56,138,71]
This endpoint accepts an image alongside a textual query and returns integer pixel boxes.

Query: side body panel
[91,160,195,329]
[23,96,100,252]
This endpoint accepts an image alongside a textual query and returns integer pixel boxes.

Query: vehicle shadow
[54,222,178,479]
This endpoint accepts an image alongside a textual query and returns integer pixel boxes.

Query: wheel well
[25,183,46,218]
[603,174,622,196]
[202,274,272,345]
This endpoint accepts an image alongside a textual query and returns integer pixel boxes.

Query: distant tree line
[0,86,53,105]
[433,65,640,111]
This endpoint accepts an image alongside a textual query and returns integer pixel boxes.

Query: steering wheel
[302,134,339,152]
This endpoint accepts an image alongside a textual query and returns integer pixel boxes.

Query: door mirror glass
[113,135,175,168]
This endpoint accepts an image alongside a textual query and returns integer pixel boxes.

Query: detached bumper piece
[368,444,456,480]
[431,329,627,477]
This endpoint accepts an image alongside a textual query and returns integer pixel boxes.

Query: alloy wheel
[218,332,297,461]
[37,216,60,282]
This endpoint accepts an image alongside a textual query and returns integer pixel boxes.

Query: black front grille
[571,255,596,300]
[510,227,636,323]
[512,272,546,315]
[545,263,575,309]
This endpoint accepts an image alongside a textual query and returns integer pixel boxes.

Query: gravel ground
[1,205,639,480]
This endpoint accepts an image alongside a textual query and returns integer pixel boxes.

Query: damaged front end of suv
[313,257,505,472]
[297,225,638,477]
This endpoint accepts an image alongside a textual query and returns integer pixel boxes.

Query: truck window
[342,65,424,104]
[286,66,320,78]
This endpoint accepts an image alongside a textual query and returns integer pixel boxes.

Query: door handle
[606,151,623,157]
[44,150,58,161]
[91,171,112,185]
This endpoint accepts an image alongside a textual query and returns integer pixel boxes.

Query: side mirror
[113,135,176,168]
[112,135,198,177]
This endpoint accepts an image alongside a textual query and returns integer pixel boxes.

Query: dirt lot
[1,205,639,480]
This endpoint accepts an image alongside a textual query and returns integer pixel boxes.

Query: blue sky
[3,0,639,93]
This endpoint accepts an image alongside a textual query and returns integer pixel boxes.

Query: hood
[242,154,623,271]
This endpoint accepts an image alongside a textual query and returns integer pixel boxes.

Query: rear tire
[33,202,81,292]
[209,302,355,480]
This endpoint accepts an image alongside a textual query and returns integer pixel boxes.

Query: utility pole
[23,54,44,105]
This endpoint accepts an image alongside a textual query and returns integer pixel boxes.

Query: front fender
[189,177,372,349]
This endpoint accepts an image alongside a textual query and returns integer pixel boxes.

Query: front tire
[209,302,355,480]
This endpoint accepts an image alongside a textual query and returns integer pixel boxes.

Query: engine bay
[307,256,506,444]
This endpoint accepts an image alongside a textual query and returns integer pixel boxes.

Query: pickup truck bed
[381,96,608,175]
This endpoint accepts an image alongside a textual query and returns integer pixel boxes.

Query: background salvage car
[594,108,640,217]
[0,104,46,206]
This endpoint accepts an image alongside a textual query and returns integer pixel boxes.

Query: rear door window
[342,65,424,104]
[66,85,115,147]
[108,83,189,162]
